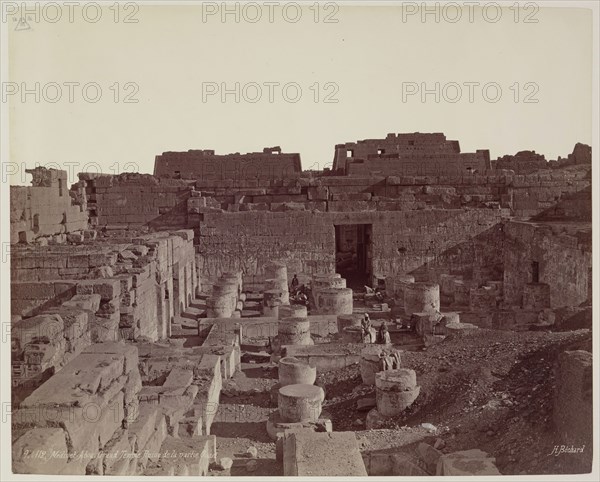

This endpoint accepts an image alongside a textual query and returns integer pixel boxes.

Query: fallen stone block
[436,449,501,476]
[128,403,159,453]
[12,428,70,474]
[82,341,138,374]
[63,294,102,312]
[13,314,65,346]
[163,368,194,389]
[266,410,332,440]
[416,442,443,474]
[283,431,368,476]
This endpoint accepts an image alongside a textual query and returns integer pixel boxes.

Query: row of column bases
[208,264,452,433]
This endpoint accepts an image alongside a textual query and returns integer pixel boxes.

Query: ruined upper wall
[494,150,547,174]
[332,132,491,175]
[153,146,302,181]
[10,168,89,244]
[81,173,193,228]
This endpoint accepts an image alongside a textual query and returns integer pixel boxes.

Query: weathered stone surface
[436,449,501,476]
[279,356,317,386]
[278,384,325,423]
[13,428,70,474]
[283,431,368,476]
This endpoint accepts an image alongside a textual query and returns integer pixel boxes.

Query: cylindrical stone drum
[278,384,324,423]
[337,313,363,334]
[360,345,402,385]
[265,278,290,304]
[221,271,242,295]
[279,305,308,319]
[453,280,469,306]
[213,282,238,313]
[375,369,420,417]
[315,288,353,315]
[312,275,346,310]
[314,273,341,280]
[386,275,415,302]
[404,283,440,316]
[265,262,288,281]
[439,274,458,299]
[278,317,312,346]
[206,295,233,318]
[278,357,316,386]
[312,276,347,292]
[263,289,286,317]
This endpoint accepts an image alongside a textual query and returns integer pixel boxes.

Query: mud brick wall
[196,208,505,285]
[10,168,88,244]
[12,342,142,475]
[503,221,591,308]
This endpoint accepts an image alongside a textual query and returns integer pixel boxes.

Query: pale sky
[6,2,594,185]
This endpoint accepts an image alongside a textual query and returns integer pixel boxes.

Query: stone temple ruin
[9,132,593,476]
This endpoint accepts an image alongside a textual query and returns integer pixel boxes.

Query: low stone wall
[284,344,363,372]
[13,342,142,475]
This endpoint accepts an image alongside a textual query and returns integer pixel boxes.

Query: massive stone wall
[10,168,89,244]
[11,230,197,346]
[503,221,591,308]
[154,146,302,181]
[196,208,505,286]
[82,173,193,228]
[79,166,590,235]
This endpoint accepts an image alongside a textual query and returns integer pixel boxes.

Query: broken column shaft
[278,356,316,386]
[315,288,353,315]
[404,282,440,316]
[375,369,420,416]
[278,384,324,423]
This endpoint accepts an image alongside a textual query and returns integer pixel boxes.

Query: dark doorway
[334,224,372,290]
[531,261,540,283]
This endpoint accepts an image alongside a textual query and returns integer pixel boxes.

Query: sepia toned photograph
[0,1,597,480]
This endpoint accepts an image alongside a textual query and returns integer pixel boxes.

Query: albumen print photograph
[0,1,597,480]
